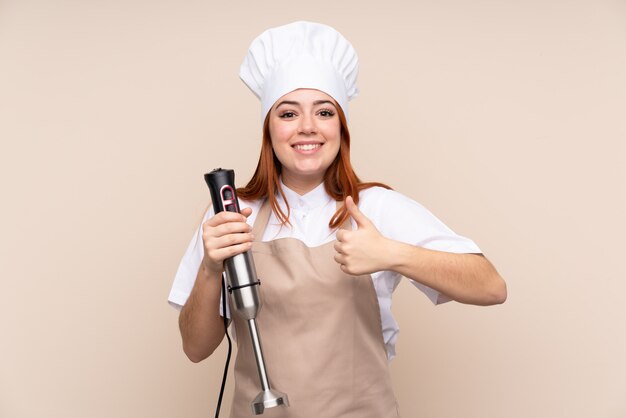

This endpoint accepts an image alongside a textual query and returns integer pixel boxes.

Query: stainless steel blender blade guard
[251,389,289,415]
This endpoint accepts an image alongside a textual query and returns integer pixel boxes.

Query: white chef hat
[239,21,359,122]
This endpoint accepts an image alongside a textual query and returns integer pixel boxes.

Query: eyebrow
[275,100,337,109]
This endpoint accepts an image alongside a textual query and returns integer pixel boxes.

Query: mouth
[292,142,323,152]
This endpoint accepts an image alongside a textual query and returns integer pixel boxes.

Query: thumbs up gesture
[334,196,392,276]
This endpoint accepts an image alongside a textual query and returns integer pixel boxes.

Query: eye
[318,109,335,118]
[279,111,297,119]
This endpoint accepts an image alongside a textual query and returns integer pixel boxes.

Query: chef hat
[239,21,359,121]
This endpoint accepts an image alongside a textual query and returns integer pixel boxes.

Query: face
[268,88,342,193]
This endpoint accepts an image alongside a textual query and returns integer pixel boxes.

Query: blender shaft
[248,318,271,391]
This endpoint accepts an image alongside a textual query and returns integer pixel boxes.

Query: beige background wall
[1,0,625,417]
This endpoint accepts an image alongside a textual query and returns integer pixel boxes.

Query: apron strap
[337,200,353,231]
[251,199,272,239]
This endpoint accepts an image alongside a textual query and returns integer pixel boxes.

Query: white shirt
[168,181,482,360]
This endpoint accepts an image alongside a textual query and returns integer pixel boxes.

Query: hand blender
[204,168,289,415]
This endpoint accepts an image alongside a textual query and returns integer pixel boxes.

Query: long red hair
[237,105,391,229]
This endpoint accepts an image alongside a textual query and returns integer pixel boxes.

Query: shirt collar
[277,178,333,211]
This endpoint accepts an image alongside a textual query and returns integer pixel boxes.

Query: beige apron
[229,200,400,417]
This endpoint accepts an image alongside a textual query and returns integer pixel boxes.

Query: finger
[205,210,248,227]
[345,196,371,228]
[334,253,345,265]
[336,229,345,242]
[211,241,253,261]
[210,221,251,238]
[240,207,253,218]
[210,232,255,249]
[333,241,345,254]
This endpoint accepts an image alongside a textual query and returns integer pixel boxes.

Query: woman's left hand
[334,196,392,276]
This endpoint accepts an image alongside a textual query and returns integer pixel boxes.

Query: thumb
[240,207,253,218]
[345,196,371,228]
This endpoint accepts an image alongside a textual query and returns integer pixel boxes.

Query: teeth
[294,143,321,151]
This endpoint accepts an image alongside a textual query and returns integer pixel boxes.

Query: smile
[292,143,322,152]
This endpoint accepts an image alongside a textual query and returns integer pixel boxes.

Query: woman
[169,21,507,417]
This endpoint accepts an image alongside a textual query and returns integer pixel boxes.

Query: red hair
[237,105,391,230]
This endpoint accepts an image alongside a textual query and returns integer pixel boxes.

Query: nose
[298,113,316,135]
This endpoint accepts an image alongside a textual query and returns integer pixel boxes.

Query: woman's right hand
[201,207,254,276]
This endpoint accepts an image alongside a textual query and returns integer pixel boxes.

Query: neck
[281,173,324,195]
